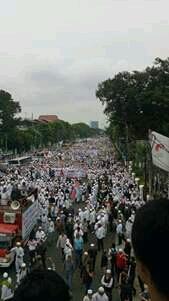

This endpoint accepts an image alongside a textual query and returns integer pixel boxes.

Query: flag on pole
[149,130,169,172]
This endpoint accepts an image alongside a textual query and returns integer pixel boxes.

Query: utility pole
[5,134,8,153]
[126,123,129,164]
[168,174,169,200]
[144,140,153,199]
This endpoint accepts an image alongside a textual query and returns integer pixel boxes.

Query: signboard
[22,200,39,240]
[149,131,169,172]
[0,234,8,242]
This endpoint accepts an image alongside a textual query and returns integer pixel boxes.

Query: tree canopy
[0,90,21,131]
[96,57,169,141]
[0,90,21,151]
[0,89,100,153]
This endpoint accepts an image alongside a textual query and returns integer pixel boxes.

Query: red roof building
[38,115,59,123]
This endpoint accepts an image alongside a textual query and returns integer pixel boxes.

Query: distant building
[90,121,99,129]
[38,115,59,123]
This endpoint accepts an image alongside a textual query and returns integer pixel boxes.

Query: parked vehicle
[0,196,38,267]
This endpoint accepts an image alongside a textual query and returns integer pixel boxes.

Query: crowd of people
[0,138,150,301]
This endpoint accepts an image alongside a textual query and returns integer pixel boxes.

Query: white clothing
[57,235,67,249]
[125,221,132,238]
[27,239,37,251]
[83,296,93,301]
[90,211,96,224]
[41,214,48,223]
[1,284,14,301]
[95,226,105,240]
[92,292,108,301]
[79,211,84,223]
[74,229,83,238]
[74,222,83,231]
[116,223,123,234]
[101,275,113,288]
[16,268,27,284]
[11,246,24,273]
[64,242,73,259]
[35,230,46,242]
[48,221,55,233]
[83,209,90,221]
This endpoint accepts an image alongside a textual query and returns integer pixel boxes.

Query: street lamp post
[146,194,150,201]
[132,172,135,180]
[128,165,132,174]
[135,177,140,187]
[5,134,8,153]
[126,123,129,164]
[128,161,132,174]
[139,184,144,201]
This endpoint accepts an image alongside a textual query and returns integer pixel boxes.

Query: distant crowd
[0,138,150,301]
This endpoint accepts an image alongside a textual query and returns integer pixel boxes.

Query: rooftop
[38,115,59,123]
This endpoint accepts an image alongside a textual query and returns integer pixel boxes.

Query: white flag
[149,131,169,172]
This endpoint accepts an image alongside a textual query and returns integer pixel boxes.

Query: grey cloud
[1,0,169,129]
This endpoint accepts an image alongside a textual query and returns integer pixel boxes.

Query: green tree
[71,123,94,138]
[11,129,34,153]
[96,57,169,141]
[0,90,21,151]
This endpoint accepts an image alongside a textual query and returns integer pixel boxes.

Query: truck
[0,196,39,267]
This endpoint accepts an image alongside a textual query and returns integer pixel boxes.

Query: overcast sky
[0,0,169,128]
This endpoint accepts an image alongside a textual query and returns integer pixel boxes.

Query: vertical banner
[149,131,169,172]
[22,200,39,239]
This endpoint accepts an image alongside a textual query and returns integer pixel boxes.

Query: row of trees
[96,57,169,160]
[96,57,169,194]
[0,90,100,153]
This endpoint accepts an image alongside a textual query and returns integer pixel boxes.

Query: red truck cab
[0,223,19,267]
[0,197,38,267]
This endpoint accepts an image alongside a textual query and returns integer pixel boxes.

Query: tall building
[90,121,99,129]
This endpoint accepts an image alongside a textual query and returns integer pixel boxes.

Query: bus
[8,156,32,166]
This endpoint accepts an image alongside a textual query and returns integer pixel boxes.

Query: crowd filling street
[0,138,150,301]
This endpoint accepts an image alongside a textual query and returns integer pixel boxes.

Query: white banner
[54,168,87,178]
[22,200,39,240]
[149,131,169,172]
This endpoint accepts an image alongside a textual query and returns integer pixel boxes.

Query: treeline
[96,57,169,160]
[0,90,100,153]
[96,57,169,193]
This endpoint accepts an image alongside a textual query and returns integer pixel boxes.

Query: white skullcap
[98,287,104,293]
[87,289,93,294]
[21,262,26,268]
[106,269,111,274]
[3,272,8,279]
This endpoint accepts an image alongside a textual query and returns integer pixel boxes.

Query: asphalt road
[0,206,139,301]
[47,225,121,301]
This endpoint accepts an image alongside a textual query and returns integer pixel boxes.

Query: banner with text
[22,200,39,240]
